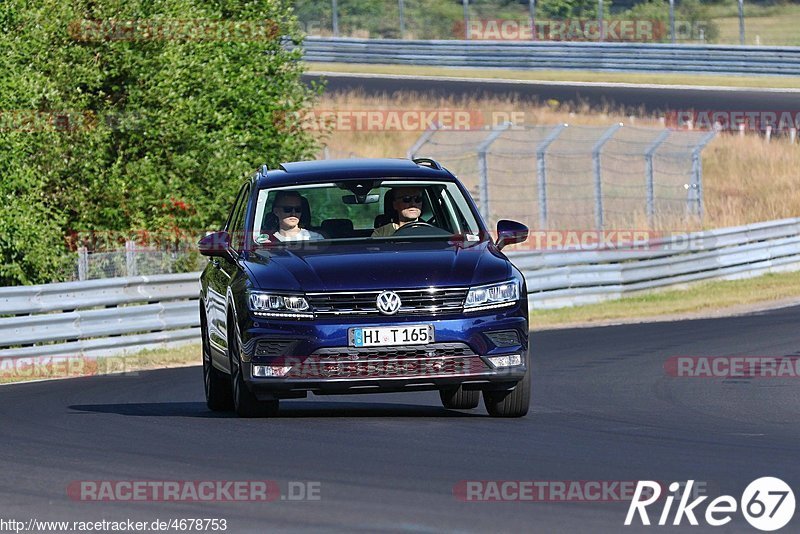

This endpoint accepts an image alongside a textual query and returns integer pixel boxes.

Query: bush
[0,0,322,286]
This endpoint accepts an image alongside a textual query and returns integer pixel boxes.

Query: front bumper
[239,306,529,400]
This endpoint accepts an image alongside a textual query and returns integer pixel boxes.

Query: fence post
[78,247,88,281]
[644,130,670,228]
[669,0,675,43]
[597,0,605,42]
[331,0,339,37]
[476,122,513,223]
[529,0,537,40]
[462,0,470,39]
[398,0,405,38]
[536,123,567,229]
[592,123,622,230]
[407,123,440,159]
[738,0,745,45]
[125,240,137,277]
[690,131,717,220]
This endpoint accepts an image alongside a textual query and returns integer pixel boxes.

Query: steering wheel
[393,221,450,236]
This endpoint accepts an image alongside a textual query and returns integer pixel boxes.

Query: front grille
[306,287,468,317]
[285,342,488,379]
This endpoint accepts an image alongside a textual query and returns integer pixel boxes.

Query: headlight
[464,280,519,311]
[248,291,313,318]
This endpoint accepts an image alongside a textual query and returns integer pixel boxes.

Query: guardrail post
[77,247,88,281]
[536,123,567,229]
[644,130,670,228]
[125,240,137,277]
[406,123,439,159]
[689,131,717,220]
[592,123,622,230]
[477,122,513,223]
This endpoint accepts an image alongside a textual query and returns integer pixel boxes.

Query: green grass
[530,269,800,329]
[307,62,800,89]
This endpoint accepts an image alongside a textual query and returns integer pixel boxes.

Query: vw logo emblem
[376,291,402,315]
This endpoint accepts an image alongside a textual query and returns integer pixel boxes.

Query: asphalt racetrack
[306,72,800,115]
[2,305,799,532]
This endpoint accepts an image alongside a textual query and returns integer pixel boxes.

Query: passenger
[371,187,424,238]
[266,191,323,242]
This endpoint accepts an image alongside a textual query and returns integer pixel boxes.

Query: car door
[206,184,249,366]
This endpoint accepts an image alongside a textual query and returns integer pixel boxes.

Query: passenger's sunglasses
[278,206,302,214]
[400,195,423,204]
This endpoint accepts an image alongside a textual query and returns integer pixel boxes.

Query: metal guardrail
[510,218,800,309]
[301,37,800,76]
[2,217,799,360]
[0,273,200,360]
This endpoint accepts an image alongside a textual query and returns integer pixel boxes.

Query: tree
[0,0,322,285]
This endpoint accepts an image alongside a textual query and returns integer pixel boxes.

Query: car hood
[244,240,511,292]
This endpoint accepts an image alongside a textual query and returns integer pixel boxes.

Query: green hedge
[0,0,321,285]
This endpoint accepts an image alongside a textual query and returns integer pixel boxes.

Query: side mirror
[198,231,232,258]
[496,220,529,250]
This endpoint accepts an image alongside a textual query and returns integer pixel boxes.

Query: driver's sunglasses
[278,206,302,214]
[400,195,423,204]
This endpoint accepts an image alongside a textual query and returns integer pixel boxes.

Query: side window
[227,184,250,250]
[224,185,248,232]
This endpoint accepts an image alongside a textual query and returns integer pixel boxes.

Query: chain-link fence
[59,242,205,282]
[407,123,716,231]
[295,0,795,46]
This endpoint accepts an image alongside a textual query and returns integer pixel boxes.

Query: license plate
[349,325,434,347]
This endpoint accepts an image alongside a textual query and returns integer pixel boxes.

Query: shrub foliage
[0,0,321,285]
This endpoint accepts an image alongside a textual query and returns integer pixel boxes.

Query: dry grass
[703,136,800,228]
[316,91,800,230]
[713,4,800,46]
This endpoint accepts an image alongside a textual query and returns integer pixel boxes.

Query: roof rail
[259,164,269,176]
[412,158,442,170]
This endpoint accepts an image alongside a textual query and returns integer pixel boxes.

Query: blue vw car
[199,158,530,417]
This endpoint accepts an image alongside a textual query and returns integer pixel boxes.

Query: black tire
[202,309,233,411]
[229,320,279,418]
[483,368,530,418]
[439,386,480,409]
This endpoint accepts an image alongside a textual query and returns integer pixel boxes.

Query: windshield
[251,179,482,246]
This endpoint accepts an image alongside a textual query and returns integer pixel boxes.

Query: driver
[371,187,424,238]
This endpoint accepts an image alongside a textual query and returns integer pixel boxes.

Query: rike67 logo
[625,478,795,531]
